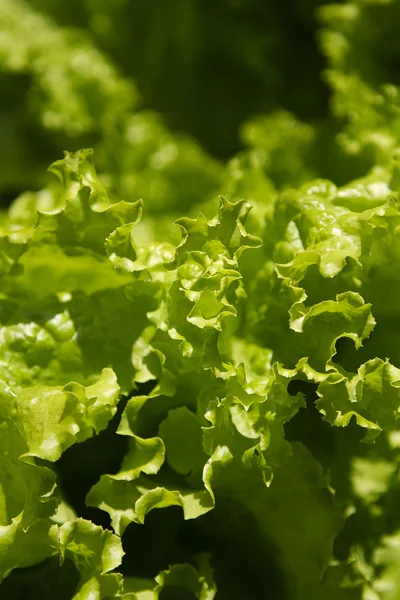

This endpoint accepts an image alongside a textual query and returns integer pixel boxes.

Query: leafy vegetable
[2,0,400,598]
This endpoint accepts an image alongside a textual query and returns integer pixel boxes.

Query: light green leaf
[0,368,119,461]
[52,519,125,600]
[317,358,400,440]
[159,407,207,476]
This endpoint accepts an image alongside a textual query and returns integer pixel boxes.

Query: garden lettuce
[2,0,400,599]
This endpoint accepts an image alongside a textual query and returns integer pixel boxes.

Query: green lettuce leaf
[51,518,125,600]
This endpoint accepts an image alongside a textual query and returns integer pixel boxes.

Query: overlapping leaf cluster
[2,0,400,598]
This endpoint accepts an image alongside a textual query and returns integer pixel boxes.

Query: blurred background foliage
[24,0,329,158]
[0,0,329,209]
[1,0,400,217]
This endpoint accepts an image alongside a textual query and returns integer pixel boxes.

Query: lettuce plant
[2,1,400,599]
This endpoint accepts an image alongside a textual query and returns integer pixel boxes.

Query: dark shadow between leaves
[54,381,156,529]
[159,588,197,600]
[0,557,80,600]
[285,379,335,470]
[120,498,288,600]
